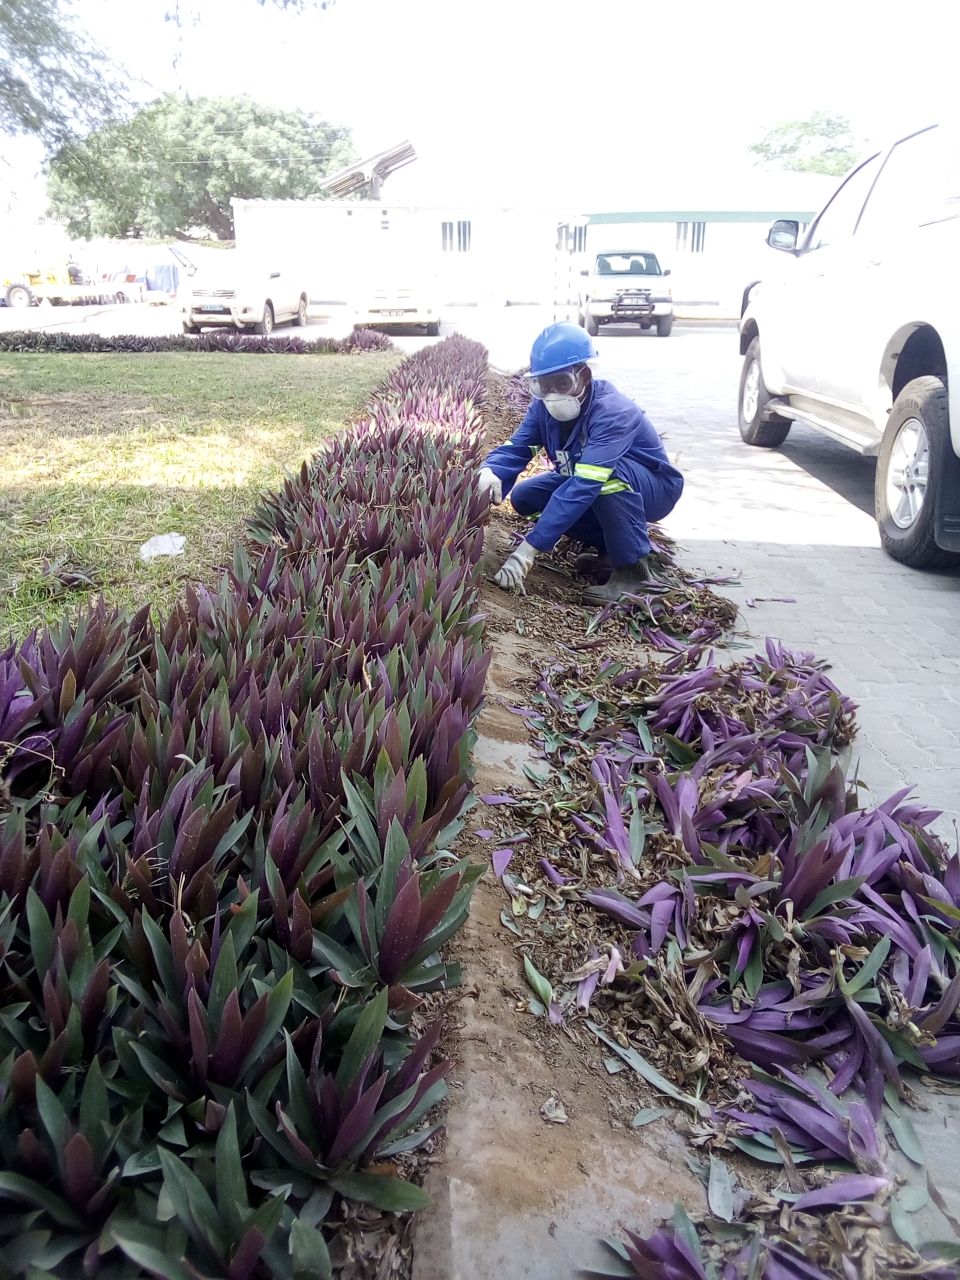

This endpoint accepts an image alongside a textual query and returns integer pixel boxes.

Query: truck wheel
[295,295,308,326]
[875,376,960,568]
[738,337,791,446]
[656,315,673,337]
[5,284,33,308]
[182,321,200,335]
[425,320,440,336]
[253,303,274,336]
[584,309,599,337]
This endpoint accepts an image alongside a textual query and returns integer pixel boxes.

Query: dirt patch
[412,563,704,1280]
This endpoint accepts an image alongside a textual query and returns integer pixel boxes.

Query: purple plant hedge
[0,337,490,1276]
[0,328,393,355]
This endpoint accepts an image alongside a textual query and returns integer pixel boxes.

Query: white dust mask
[543,393,582,422]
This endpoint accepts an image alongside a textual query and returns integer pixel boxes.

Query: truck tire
[656,315,673,337]
[738,337,791,446]
[253,303,274,336]
[5,284,33,308]
[875,376,960,568]
[425,320,440,336]
[584,309,599,337]
[295,295,308,326]
[182,321,200,335]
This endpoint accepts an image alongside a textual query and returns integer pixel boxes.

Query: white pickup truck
[738,121,960,568]
[183,268,308,335]
[578,250,674,337]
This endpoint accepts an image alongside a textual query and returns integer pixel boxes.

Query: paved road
[593,323,960,835]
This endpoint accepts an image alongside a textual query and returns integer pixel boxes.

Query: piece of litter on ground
[139,532,186,561]
[540,1096,568,1124]
[479,793,516,806]
[475,829,496,840]
[746,596,797,607]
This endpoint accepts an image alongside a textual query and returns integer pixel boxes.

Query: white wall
[233,200,572,307]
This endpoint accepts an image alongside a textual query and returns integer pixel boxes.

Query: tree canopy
[0,0,120,146]
[749,112,862,177]
[47,95,356,239]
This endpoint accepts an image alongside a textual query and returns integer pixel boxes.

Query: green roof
[587,210,814,224]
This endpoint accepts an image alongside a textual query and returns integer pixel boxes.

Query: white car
[738,122,960,568]
[350,284,441,335]
[579,250,674,337]
[183,269,308,335]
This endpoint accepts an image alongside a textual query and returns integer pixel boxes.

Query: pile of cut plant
[0,339,491,1277]
[479,379,960,1278]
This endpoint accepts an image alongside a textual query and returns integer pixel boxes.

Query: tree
[0,0,120,146]
[46,95,356,240]
[749,112,861,177]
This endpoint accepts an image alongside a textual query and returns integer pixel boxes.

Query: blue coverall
[483,379,683,565]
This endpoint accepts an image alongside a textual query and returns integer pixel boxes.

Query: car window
[803,154,881,252]
[855,126,947,237]
[594,252,661,276]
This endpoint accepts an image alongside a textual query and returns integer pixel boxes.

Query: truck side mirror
[767,220,800,253]
[580,268,589,276]
[662,268,671,277]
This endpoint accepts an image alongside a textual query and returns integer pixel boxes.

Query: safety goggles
[524,366,584,399]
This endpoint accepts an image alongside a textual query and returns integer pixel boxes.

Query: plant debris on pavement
[478,372,960,1280]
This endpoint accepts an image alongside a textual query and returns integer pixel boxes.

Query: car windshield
[594,252,661,276]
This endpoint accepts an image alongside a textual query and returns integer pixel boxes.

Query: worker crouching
[479,323,684,602]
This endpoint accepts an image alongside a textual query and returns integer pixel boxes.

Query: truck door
[776,154,882,394]
[814,127,951,416]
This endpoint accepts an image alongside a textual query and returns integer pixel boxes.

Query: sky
[3,0,960,222]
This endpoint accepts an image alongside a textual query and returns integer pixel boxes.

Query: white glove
[477,467,503,504]
[493,539,536,589]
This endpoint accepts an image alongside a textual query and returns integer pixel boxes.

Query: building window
[556,223,587,253]
[442,219,472,252]
[676,221,706,252]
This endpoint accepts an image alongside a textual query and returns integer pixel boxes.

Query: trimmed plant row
[0,338,490,1277]
[0,329,393,355]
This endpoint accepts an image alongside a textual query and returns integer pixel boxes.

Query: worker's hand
[477,467,503,504]
[493,539,536,589]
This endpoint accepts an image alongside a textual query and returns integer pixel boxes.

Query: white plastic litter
[138,533,186,562]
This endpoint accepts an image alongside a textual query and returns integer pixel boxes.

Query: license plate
[201,304,226,312]
[380,310,405,318]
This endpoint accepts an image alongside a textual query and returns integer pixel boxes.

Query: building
[232,171,838,315]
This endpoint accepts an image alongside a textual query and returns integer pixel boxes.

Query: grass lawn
[0,350,399,641]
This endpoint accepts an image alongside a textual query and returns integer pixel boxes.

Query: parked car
[578,250,673,337]
[182,269,308,334]
[350,282,441,335]
[738,122,960,568]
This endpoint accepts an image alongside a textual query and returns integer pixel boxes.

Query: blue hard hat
[529,323,597,377]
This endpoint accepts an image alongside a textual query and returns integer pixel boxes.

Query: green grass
[0,351,399,641]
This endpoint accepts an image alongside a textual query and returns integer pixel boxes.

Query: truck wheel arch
[739,318,759,357]
[881,323,947,409]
